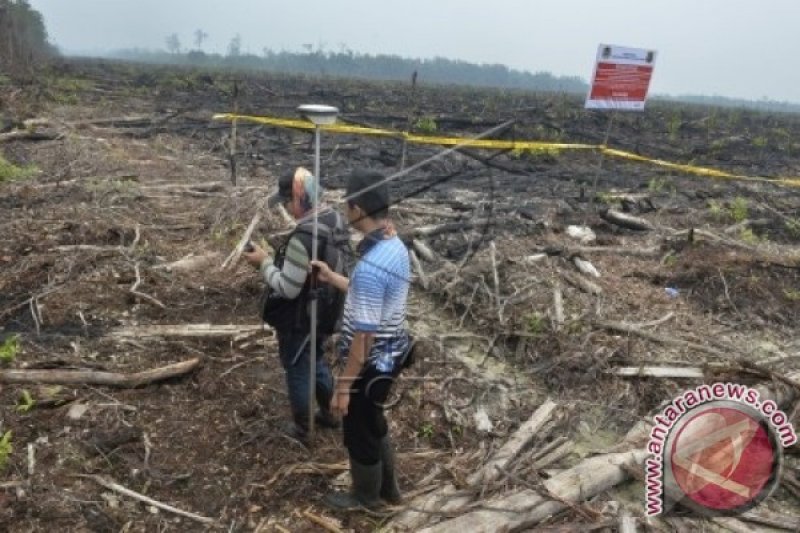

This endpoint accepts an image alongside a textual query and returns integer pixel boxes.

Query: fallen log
[566,225,596,244]
[0,358,199,387]
[396,206,463,219]
[72,115,156,128]
[572,256,600,278]
[302,510,343,533]
[668,228,800,267]
[490,241,502,321]
[619,510,637,533]
[593,320,730,359]
[410,250,429,289]
[0,129,63,143]
[469,399,558,485]
[531,441,574,470]
[392,400,557,531]
[404,218,490,238]
[611,362,800,387]
[138,182,230,193]
[78,474,215,525]
[525,245,662,258]
[109,324,265,339]
[561,271,602,295]
[738,359,800,393]
[739,509,800,531]
[155,252,223,273]
[723,218,771,235]
[552,282,564,331]
[600,209,654,231]
[130,262,165,308]
[417,451,647,533]
[50,244,122,254]
[609,366,706,379]
[412,239,436,262]
[528,436,568,465]
[221,213,261,270]
[517,253,548,264]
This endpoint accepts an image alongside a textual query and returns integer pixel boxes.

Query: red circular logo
[665,403,780,514]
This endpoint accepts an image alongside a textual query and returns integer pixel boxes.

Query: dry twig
[77,474,216,525]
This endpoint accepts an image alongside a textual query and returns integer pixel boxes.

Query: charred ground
[1,59,799,531]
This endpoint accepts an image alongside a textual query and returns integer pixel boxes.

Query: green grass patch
[708,197,749,223]
[785,289,800,301]
[0,431,11,472]
[0,335,19,364]
[708,200,725,220]
[730,197,749,222]
[525,312,546,337]
[17,390,35,413]
[709,138,727,153]
[413,117,437,134]
[417,421,435,439]
[739,227,760,244]
[785,218,800,238]
[45,75,95,105]
[0,155,37,182]
[648,177,667,192]
[594,191,617,205]
[662,253,678,267]
[49,76,94,93]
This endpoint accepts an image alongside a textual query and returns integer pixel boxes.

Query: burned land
[1,59,800,532]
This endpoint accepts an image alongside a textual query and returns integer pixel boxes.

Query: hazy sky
[29,0,800,102]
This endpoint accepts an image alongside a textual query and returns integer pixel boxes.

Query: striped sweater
[337,234,410,373]
[259,208,344,299]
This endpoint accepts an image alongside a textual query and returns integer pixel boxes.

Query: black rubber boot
[379,435,402,504]
[323,459,382,510]
[283,413,309,447]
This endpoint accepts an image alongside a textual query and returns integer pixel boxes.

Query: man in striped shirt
[244,167,345,445]
[312,170,410,509]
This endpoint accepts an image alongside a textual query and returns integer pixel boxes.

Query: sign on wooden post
[585,44,657,111]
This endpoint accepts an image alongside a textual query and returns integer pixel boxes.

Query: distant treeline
[109,48,590,94]
[106,47,800,114]
[0,0,55,72]
[1,4,796,116]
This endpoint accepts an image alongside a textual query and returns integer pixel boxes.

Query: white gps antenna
[297,103,339,439]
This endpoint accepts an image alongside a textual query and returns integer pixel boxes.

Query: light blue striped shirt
[337,235,410,373]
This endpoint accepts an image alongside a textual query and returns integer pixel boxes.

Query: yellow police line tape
[213,113,800,188]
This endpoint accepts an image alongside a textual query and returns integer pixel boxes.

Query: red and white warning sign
[585,44,657,111]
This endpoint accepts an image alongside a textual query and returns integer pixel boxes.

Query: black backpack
[261,211,352,335]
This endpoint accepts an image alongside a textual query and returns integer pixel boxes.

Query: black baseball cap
[267,169,296,208]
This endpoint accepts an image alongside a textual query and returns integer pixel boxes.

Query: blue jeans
[277,330,334,426]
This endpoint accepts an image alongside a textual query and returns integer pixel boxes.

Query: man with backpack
[243,166,350,446]
[311,169,411,509]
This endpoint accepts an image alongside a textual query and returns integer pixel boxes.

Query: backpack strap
[295,211,349,273]
[289,212,349,333]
